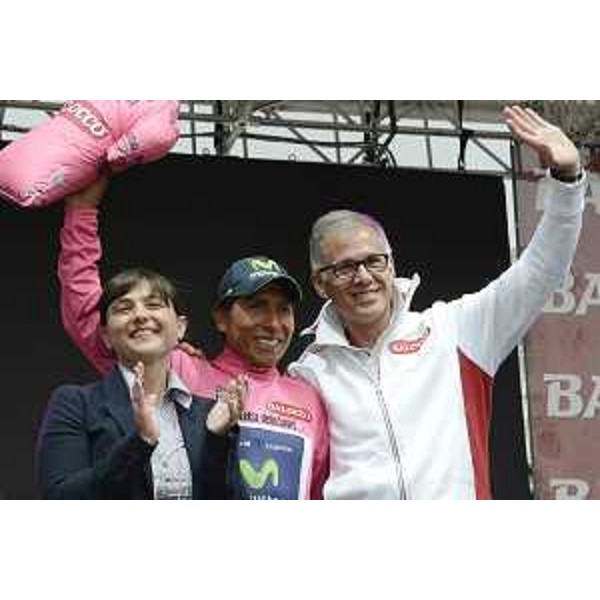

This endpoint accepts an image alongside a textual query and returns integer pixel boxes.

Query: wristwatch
[550,167,584,183]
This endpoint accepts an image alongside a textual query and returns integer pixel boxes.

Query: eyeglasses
[317,253,391,283]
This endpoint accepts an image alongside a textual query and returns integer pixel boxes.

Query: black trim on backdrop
[0,148,530,498]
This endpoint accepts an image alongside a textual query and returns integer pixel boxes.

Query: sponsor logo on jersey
[266,401,312,422]
[60,100,110,139]
[232,427,306,499]
[239,458,280,490]
[22,168,66,203]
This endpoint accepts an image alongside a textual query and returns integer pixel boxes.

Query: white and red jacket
[289,175,585,500]
[58,207,329,500]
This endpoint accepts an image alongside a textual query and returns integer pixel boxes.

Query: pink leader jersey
[58,206,329,500]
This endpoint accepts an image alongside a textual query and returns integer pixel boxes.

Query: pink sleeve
[310,395,330,500]
[58,205,116,374]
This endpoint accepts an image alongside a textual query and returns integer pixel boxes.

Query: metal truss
[0,100,531,176]
[1,99,598,179]
[171,100,519,176]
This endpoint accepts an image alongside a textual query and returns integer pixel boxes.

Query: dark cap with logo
[215,256,303,306]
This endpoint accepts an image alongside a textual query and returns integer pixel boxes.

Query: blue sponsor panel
[231,426,305,500]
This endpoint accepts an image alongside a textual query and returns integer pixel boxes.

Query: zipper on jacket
[373,374,407,499]
[352,352,407,499]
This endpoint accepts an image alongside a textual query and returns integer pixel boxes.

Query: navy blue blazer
[36,367,233,499]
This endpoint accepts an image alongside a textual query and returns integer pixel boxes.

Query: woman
[36,267,245,499]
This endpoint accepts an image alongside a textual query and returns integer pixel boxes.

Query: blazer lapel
[99,367,136,435]
[176,400,203,477]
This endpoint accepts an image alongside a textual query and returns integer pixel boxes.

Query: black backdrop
[0,150,531,499]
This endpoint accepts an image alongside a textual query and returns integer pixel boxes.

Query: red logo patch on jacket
[389,326,431,355]
[266,401,313,422]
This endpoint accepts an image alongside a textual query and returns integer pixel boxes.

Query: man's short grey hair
[309,209,392,271]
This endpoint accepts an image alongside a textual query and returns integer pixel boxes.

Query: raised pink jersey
[0,101,179,208]
[58,206,329,499]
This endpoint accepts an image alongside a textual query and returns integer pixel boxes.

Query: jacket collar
[176,400,206,481]
[301,274,421,349]
[97,367,137,434]
[118,364,193,410]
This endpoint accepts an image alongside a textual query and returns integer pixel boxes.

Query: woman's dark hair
[99,268,183,325]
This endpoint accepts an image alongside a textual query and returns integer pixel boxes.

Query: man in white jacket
[289,106,586,499]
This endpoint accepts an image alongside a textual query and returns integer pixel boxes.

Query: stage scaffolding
[1,100,598,176]
[0,101,510,171]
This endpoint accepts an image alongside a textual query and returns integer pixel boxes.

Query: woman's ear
[311,272,329,300]
[177,315,188,341]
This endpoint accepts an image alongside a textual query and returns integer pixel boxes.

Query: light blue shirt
[119,365,194,500]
